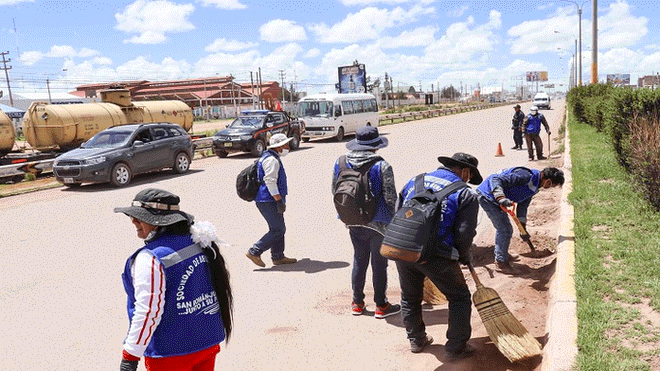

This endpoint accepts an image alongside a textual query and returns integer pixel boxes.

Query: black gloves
[120,359,138,371]
[276,200,286,214]
[497,197,513,207]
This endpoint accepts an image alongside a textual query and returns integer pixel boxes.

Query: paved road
[0,101,565,371]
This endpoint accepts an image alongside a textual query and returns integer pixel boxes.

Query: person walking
[115,188,233,371]
[476,167,565,273]
[523,106,551,161]
[511,104,525,150]
[331,126,401,318]
[395,153,482,359]
[246,133,297,267]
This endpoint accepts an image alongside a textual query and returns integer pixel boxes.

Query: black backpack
[381,174,467,262]
[333,156,382,225]
[236,159,262,202]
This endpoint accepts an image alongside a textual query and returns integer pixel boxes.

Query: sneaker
[410,335,434,353]
[374,303,401,319]
[510,146,518,150]
[495,260,516,274]
[445,343,476,360]
[272,256,297,265]
[351,302,365,316]
[508,253,520,262]
[246,252,265,267]
[528,157,535,161]
[538,155,547,160]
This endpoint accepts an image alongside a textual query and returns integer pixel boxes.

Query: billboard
[526,71,548,82]
[607,74,631,85]
[338,64,367,94]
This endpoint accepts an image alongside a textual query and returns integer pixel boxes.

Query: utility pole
[230,74,237,117]
[250,71,255,110]
[47,78,52,103]
[384,73,389,108]
[258,67,263,109]
[278,69,286,103]
[1,52,14,106]
[591,0,598,84]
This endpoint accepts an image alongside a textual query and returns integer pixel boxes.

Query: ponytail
[203,243,234,342]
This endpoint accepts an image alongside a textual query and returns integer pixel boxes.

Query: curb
[542,108,578,371]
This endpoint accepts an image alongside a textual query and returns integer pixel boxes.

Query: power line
[1,52,14,105]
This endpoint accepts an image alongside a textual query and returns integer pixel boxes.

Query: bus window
[342,101,354,115]
[334,105,342,117]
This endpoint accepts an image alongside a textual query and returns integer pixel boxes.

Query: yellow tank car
[0,110,15,155]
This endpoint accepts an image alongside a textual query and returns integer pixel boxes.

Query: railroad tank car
[22,88,193,150]
[0,110,15,156]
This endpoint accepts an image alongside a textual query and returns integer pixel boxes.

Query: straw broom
[423,277,447,305]
[467,261,542,363]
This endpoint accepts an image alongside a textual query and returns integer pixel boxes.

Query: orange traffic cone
[276,101,282,111]
[495,142,505,157]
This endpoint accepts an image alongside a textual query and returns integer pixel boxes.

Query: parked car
[211,110,305,158]
[53,122,194,187]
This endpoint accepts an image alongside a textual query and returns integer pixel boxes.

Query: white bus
[297,93,379,142]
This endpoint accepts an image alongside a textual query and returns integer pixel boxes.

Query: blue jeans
[249,201,286,260]
[349,227,389,307]
[395,257,472,352]
[477,195,513,262]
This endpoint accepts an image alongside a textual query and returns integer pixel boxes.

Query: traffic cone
[276,101,282,111]
[495,142,505,157]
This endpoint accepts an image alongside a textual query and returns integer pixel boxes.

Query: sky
[0,0,658,98]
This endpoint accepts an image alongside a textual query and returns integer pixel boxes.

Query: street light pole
[562,1,588,85]
[591,0,598,84]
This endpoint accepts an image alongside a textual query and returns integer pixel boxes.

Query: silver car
[53,122,194,187]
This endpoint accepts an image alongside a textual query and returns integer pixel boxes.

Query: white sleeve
[261,156,281,197]
[123,249,166,358]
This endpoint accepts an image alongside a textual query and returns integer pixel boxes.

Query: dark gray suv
[53,122,194,187]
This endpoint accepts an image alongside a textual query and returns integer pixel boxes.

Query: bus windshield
[297,100,333,117]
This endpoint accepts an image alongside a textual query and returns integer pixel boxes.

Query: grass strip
[569,118,660,371]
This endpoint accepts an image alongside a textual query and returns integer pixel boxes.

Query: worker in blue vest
[523,106,551,161]
[115,188,233,371]
[476,167,564,273]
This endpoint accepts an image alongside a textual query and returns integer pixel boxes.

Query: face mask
[279,149,289,157]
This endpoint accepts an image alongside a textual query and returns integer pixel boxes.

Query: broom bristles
[423,277,447,305]
[473,287,542,362]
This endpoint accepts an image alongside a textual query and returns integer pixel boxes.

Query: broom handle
[467,261,485,289]
[500,204,536,251]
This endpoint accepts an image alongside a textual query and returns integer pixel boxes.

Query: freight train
[0,88,194,183]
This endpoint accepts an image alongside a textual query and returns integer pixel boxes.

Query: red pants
[145,345,220,371]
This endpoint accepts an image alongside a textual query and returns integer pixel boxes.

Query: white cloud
[91,57,113,65]
[20,46,101,66]
[48,45,77,58]
[59,56,191,85]
[196,0,246,9]
[508,1,647,55]
[311,5,435,43]
[538,3,554,10]
[0,0,33,5]
[447,5,468,18]
[20,51,43,66]
[260,19,307,42]
[304,48,321,58]
[378,26,436,49]
[339,0,433,5]
[205,38,258,52]
[115,0,195,44]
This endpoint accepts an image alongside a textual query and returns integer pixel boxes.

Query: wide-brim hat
[514,104,521,109]
[437,152,483,185]
[346,126,388,151]
[114,188,193,227]
[268,133,294,149]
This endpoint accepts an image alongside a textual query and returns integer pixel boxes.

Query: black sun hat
[346,126,388,151]
[437,152,483,185]
[114,188,193,226]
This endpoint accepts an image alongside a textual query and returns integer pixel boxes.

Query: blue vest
[400,168,462,258]
[255,150,288,202]
[122,234,225,358]
[525,114,543,134]
[477,167,540,203]
[333,159,394,224]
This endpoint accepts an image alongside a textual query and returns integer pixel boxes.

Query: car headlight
[240,135,253,141]
[83,156,106,165]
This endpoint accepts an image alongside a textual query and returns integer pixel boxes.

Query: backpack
[333,155,382,225]
[236,159,262,202]
[380,174,467,262]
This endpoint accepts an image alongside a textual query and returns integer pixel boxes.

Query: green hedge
[567,85,660,209]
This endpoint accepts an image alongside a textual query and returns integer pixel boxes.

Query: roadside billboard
[607,74,631,85]
[338,64,367,94]
[526,71,548,82]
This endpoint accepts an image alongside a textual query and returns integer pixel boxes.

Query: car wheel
[215,150,228,158]
[173,152,191,174]
[110,163,132,187]
[336,127,345,141]
[251,139,265,157]
[64,183,82,188]
[302,137,310,142]
[289,133,300,150]
[366,122,372,126]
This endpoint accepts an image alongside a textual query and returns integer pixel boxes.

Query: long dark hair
[160,221,234,342]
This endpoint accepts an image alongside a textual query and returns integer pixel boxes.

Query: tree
[441,85,460,99]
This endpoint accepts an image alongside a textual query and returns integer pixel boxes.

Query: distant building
[638,75,660,89]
